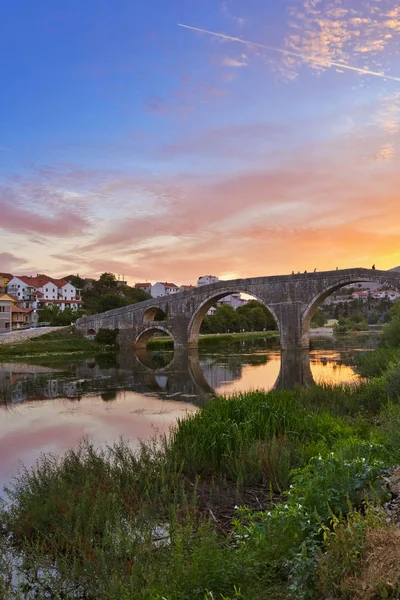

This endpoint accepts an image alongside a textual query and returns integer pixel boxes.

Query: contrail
[177,23,400,83]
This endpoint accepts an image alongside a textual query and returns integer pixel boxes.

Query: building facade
[0,297,12,332]
[7,275,81,312]
[135,283,152,295]
[151,282,179,298]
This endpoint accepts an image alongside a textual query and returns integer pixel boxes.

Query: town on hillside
[1,270,399,334]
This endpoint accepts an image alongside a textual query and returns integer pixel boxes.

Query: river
[0,334,378,491]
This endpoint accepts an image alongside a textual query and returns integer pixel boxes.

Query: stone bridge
[75,268,400,351]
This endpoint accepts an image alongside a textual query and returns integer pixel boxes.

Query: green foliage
[167,389,370,488]
[201,301,277,334]
[95,328,118,346]
[310,309,325,328]
[381,316,400,348]
[82,273,150,314]
[96,293,128,312]
[389,300,400,320]
[39,304,85,326]
[354,348,400,378]
[317,506,386,598]
[97,272,117,288]
[335,313,369,334]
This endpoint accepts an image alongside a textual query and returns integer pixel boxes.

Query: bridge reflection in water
[117,347,317,401]
[2,345,359,407]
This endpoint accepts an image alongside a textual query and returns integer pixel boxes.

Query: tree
[97,273,117,289]
[310,309,325,328]
[389,300,400,320]
[39,305,84,326]
[97,294,127,313]
[381,316,400,348]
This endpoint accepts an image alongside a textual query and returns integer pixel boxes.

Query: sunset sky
[1,0,400,284]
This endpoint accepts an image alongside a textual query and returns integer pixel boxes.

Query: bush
[354,348,400,378]
[94,328,118,346]
[381,316,400,348]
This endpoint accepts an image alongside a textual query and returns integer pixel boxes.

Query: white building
[7,275,81,312]
[151,282,179,298]
[135,282,152,295]
[197,274,247,312]
[197,275,219,287]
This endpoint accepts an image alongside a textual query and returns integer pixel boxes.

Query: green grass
[148,330,279,349]
[0,327,110,363]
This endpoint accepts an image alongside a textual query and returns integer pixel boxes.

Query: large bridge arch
[302,274,400,338]
[187,288,280,346]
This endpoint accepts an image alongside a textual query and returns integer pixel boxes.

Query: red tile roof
[135,283,151,288]
[0,273,13,279]
[18,275,68,288]
[160,282,178,288]
[12,306,33,313]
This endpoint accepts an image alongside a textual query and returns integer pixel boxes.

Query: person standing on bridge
[372,264,376,270]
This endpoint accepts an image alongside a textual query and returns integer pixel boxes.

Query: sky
[1,0,400,285]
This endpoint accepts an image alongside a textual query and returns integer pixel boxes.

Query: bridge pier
[275,302,310,351]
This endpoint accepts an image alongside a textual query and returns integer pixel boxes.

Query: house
[179,285,196,292]
[0,296,12,332]
[0,293,20,306]
[352,291,369,301]
[151,282,179,298]
[0,272,13,292]
[135,282,152,295]
[11,306,34,329]
[7,274,82,312]
[197,275,219,287]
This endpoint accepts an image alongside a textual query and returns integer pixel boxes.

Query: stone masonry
[75,268,400,351]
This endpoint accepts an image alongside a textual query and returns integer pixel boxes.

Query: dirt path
[0,327,68,345]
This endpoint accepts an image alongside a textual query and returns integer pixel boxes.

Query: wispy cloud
[221,56,248,67]
[177,23,400,82]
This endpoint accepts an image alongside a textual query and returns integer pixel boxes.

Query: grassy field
[0,327,110,363]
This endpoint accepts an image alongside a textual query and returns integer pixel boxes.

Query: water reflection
[0,340,364,409]
[0,338,369,490]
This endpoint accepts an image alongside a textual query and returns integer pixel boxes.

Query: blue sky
[1,0,400,283]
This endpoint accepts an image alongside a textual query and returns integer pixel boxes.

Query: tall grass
[354,348,400,378]
[166,388,377,488]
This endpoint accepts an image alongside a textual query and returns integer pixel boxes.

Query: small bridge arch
[135,325,173,350]
[143,306,167,323]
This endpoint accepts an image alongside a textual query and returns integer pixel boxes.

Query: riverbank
[0,327,110,363]
[148,329,279,348]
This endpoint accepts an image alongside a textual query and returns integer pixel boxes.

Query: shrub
[95,328,118,346]
[381,316,400,348]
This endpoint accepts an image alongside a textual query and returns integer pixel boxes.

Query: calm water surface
[0,335,378,490]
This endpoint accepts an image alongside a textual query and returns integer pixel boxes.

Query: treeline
[200,301,278,334]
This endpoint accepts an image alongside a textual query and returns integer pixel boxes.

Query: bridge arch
[187,288,279,347]
[143,307,166,323]
[302,275,400,338]
[86,328,96,337]
[135,325,173,350]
